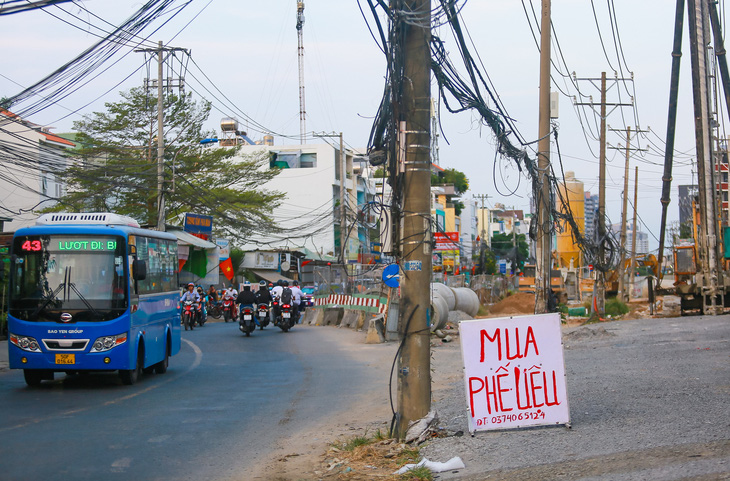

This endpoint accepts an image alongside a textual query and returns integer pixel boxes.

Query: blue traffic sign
[382,263,400,288]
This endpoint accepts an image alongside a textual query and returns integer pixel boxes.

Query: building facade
[0,109,74,231]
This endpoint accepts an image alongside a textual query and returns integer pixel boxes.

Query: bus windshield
[10,234,128,323]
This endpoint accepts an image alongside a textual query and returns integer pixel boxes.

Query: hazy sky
[0,1,712,251]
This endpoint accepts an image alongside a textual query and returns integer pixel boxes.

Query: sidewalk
[0,340,7,371]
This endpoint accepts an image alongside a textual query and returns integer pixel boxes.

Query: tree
[431,167,469,216]
[431,167,469,194]
[46,87,283,240]
[490,232,529,272]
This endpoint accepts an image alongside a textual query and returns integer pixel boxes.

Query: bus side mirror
[133,259,147,281]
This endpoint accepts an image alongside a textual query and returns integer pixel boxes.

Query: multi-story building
[234,138,376,265]
[0,109,74,231]
[584,191,599,242]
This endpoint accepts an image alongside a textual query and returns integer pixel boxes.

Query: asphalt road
[0,321,395,481]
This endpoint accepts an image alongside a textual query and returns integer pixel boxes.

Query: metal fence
[469,274,518,305]
[311,264,386,296]
[311,264,519,306]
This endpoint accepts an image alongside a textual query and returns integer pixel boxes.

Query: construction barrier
[313,294,387,314]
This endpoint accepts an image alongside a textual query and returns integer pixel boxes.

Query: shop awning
[170,229,217,249]
[251,269,295,285]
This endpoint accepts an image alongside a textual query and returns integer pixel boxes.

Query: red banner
[434,232,460,251]
[219,257,234,281]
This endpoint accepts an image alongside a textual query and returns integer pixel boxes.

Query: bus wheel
[24,369,48,387]
[154,342,169,374]
[120,350,142,385]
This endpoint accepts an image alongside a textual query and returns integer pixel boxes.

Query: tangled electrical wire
[361,0,618,274]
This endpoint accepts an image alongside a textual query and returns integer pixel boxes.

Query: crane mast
[297,2,306,144]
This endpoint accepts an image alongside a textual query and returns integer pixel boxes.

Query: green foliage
[399,466,433,480]
[374,167,386,178]
[605,297,630,317]
[431,167,469,194]
[396,446,421,465]
[490,233,529,270]
[46,87,283,238]
[341,435,371,452]
[229,248,246,284]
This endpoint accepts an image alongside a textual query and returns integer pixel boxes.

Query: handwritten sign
[459,313,570,433]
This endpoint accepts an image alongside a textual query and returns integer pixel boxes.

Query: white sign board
[254,251,278,269]
[216,239,230,260]
[459,313,570,433]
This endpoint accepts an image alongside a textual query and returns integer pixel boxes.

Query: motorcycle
[278,302,294,332]
[208,300,222,319]
[182,300,196,331]
[196,300,207,327]
[239,305,256,336]
[256,303,270,330]
[222,296,235,322]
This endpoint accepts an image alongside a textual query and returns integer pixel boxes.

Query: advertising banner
[254,251,278,269]
[434,232,460,251]
[183,213,213,240]
[459,313,570,433]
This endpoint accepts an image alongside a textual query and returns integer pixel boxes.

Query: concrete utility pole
[535,0,552,314]
[617,127,631,302]
[610,127,648,302]
[396,0,432,440]
[630,166,639,295]
[574,73,632,315]
[135,41,187,231]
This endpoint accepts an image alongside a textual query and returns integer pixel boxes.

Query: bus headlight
[9,333,41,352]
[90,333,128,352]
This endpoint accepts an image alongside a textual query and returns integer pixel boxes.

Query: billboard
[434,232,460,251]
[183,213,213,240]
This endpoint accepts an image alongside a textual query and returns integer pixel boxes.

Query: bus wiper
[67,282,101,319]
[29,283,65,320]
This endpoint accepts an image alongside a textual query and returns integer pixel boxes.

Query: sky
[0,0,716,252]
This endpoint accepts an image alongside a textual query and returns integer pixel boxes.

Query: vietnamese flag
[220,257,234,281]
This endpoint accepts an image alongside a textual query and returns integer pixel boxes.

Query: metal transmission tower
[135,41,189,231]
[296,2,307,144]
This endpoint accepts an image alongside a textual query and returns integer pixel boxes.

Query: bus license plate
[283,312,291,318]
[55,353,75,365]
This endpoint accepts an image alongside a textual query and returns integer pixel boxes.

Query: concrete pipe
[452,287,480,317]
[430,295,449,332]
[430,282,456,311]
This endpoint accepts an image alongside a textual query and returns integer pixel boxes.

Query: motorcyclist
[222,283,239,318]
[236,281,257,312]
[255,280,273,306]
[290,280,304,323]
[207,285,219,306]
[196,286,208,320]
[180,282,201,303]
[271,280,284,324]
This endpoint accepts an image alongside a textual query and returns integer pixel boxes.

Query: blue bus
[7,213,181,386]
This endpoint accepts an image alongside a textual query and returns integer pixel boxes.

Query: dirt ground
[482,292,536,316]
[257,293,682,480]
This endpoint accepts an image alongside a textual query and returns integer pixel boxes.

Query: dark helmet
[282,280,289,287]
[293,280,299,286]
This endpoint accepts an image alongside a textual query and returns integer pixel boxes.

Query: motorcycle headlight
[10,333,42,352]
[90,333,128,352]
